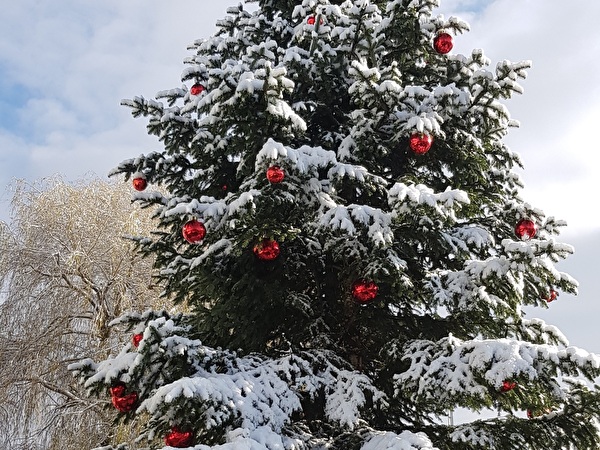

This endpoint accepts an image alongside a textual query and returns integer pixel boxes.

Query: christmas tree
[70,1,600,449]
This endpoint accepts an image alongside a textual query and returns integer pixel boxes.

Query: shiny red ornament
[253,239,280,261]
[132,333,143,348]
[190,83,205,96]
[110,384,138,413]
[266,165,285,183]
[132,177,147,191]
[545,290,558,303]
[527,409,534,419]
[433,32,453,54]
[109,384,126,398]
[112,392,138,412]
[352,280,379,304]
[500,380,517,393]
[409,133,433,154]
[182,220,206,244]
[515,219,537,240]
[165,427,194,448]
[307,15,323,25]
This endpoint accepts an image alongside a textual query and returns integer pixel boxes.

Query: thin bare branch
[0,175,166,450]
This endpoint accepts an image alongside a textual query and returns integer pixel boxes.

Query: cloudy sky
[1,0,598,351]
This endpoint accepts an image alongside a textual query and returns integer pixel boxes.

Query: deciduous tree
[0,176,162,449]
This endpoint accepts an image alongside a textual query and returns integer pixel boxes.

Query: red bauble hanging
[109,384,126,398]
[266,165,285,183]
[545,290,558,303]
[409,133,433,154]
[352,279,379,304]
[500,380,517,393]
[433,32,453,54]
[307,15,323,25]
[253,239,280,261]
[132,333,143,348]
[515,219,537,240]
[165,427,194,448]
[112,392,138,412]
[190,83,205,96]
[132,177,147,192]
[109,384,138,413]
[182,219,206,244]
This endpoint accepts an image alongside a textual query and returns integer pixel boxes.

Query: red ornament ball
[109,384,126,398]
[165,427,194,448]
[190,83,205,96]
[132,333,143,348]
[515,219,537,240]
[433,32,453,54]
[545,290,558,303]
[307,15,323,25]
[500,380,517,393]
[112,392,138,412]
[132,177,147,191]
[110,384,138,413]
[266,165,285,183]
[352,279,379,304]
[253,239,280,261]
[182,220,206,244]
[409,133,433,154]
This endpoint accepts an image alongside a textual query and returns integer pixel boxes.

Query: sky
[0,0,599,352]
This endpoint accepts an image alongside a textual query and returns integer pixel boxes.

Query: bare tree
[0,176,164,449]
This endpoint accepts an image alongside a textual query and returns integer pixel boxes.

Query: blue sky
[1,0,599,352]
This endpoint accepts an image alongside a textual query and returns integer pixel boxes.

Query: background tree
[0,176,164,450]
[71,0,600,449]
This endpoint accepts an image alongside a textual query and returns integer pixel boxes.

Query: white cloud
[0,0,231,216]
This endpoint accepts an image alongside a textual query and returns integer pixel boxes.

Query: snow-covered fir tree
[69,0,600,449]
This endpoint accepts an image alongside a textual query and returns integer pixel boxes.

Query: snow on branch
[190,239,233,269]
[181,426,298,450]
[71,314,387,441]
[388,183,470,222]
[426,232,578,316]
[362,430,439,450]
[256,138,387,187]
[463,255,519,288]
[441,225,494,254]
[519,318,569,347]
[395,336,600,404]
[325,368,385,429]
[144,365,302,432]
[321,204,393,247]
[426,268,510,315]
[229,62,307,131]
[256,138,336,175]
[502,237,575,264]
[164,196,226,217]
[495,60,532,97]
